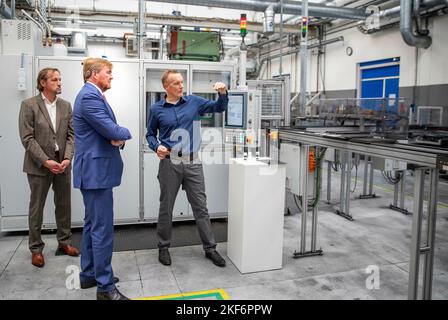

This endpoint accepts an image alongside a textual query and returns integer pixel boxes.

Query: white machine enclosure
[0,55,236,231]
[227,158,286,273]
[0,54,35,230]
[1,20,37,55]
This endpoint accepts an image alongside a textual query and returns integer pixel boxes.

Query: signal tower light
[240,13,247,39]
[301,16,309,39]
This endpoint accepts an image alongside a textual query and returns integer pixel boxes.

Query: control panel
[223,90,261,147]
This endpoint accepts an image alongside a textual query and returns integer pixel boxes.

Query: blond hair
[82,58,113,83]
[161,69,181,86]
[36,68,60,92]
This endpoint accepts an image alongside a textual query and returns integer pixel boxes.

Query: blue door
[360,58,400,112]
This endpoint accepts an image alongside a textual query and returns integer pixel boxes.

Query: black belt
[165,152,196,161]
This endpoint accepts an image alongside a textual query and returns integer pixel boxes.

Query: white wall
[87,42,127,59]
[417,16,448,86]
[265,15,448,94]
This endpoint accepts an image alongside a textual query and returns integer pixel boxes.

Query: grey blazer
[19,94,74,176]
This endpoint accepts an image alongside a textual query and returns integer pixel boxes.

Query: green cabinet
[169,30,221,61]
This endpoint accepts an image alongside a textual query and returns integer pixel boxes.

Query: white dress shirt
[41,93,59,152]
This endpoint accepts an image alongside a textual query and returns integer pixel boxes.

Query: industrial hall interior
[0,0,448,301]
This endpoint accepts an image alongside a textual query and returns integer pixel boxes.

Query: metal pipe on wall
[35,7,51,39]
[11,0,15,19]
[414,0,429,36]
[159,25,165,60]
[279,0,283,76]
[238,44,248,90]
[249,35,284,48]
[21,9,46,36]
[256,36,344,79]
[400,0,432,48]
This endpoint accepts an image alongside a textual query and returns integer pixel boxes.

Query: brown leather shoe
[56,244,80,257]
[31,253,45,268]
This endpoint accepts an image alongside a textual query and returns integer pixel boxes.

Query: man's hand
[61,159,71,172]
[111,140,125,147]
[156,145,170,160]
[44,160,64,174]
[213,82,227,95]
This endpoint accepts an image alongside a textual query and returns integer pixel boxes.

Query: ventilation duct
[263,4,275,34]
[147,0,368,20]
[400,0,432,48]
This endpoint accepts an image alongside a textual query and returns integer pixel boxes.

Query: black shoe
[205,250,226,267]
[81,277,119,289]
[158,249,171,266]
[97,288,129,300]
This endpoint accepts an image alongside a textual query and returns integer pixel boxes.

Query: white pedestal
[227,158,286,274]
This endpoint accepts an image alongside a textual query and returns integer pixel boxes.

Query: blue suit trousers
[79,188,115,293]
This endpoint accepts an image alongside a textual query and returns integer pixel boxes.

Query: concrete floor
[0,165,447,300]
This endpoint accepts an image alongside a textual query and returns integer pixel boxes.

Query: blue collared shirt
[146,93,228,155]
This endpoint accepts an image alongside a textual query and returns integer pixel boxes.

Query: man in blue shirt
[146,69,228,267]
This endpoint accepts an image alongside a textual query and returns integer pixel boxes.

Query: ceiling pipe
[44,6,300,33]
[146,0,369,20]
[400,0,432,48]
[0,0,12,19]
[420,0,448,7]
[380,0,448,18]
[326,0,360,6]
[358,0,447,35]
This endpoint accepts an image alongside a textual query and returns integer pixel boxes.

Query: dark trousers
[27,173,72,253]
[79,188,116,293]
[157,158,217,252]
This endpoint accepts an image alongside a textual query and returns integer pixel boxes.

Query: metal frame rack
[279,128,448,300]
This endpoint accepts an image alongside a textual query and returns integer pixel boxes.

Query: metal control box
[279,143,315,196]
[372,157,407,171]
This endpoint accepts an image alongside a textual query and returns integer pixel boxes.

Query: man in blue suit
[73,58,132,300]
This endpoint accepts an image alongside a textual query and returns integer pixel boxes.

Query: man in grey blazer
[19,68,80,268]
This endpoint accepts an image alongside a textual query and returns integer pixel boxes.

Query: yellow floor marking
[135,288,230,300]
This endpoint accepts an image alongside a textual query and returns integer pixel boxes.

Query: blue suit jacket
[73,83,132,189]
